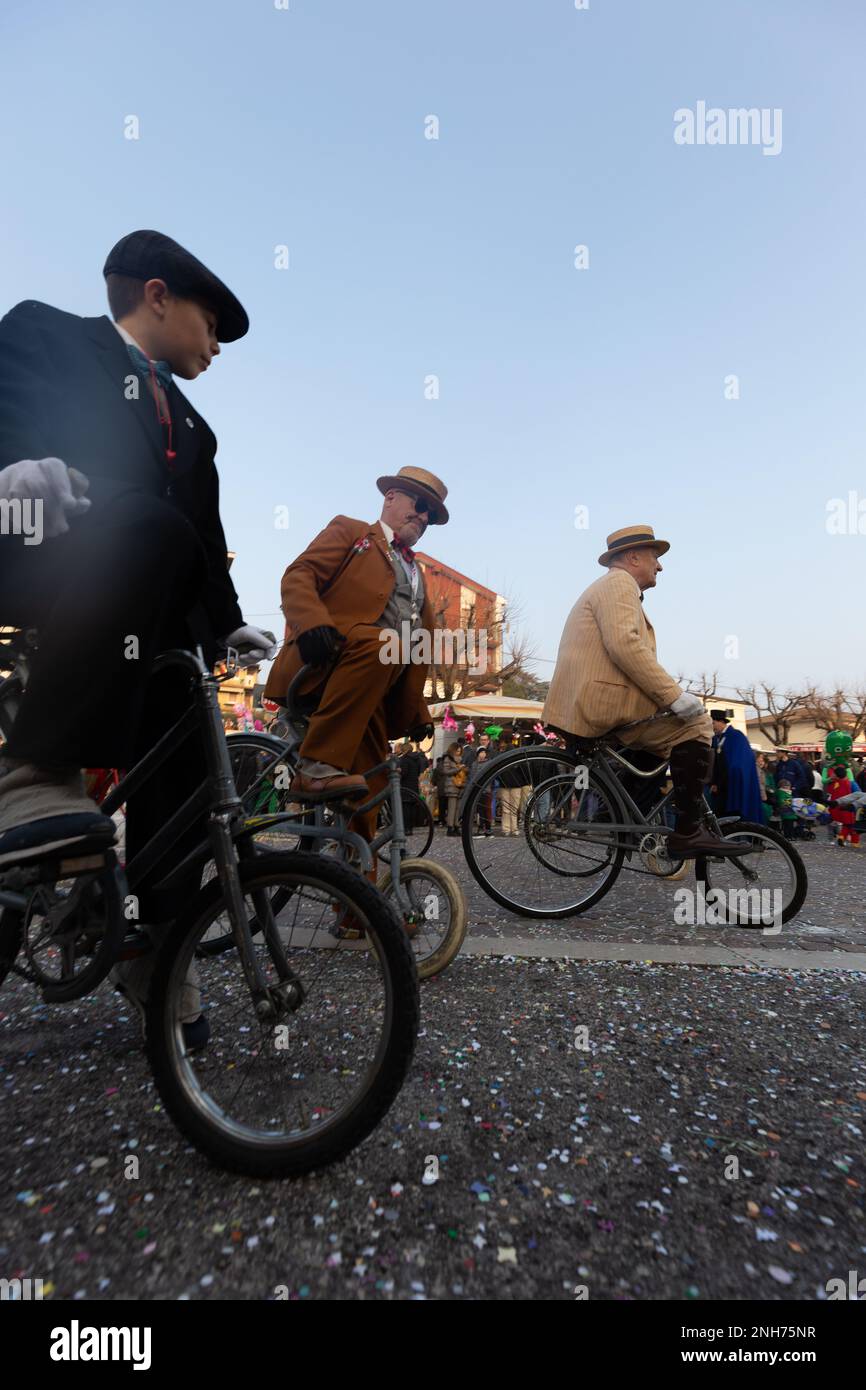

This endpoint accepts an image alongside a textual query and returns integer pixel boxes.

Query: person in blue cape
[709,710,764,823]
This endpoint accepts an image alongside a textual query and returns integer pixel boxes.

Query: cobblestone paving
[422,829,865,954]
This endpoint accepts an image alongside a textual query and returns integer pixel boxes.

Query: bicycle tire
[460,747,625,918]
[227,732,294,810]
[379,857,467,979]
[146,852,420,1178]
[376,790,434,863]
[694,820,807,927]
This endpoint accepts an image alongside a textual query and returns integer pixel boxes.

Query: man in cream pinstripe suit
[544,525,741,857]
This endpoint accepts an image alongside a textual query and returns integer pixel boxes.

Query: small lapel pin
[185,417,195,429]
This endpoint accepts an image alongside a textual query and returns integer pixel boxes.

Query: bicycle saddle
[0,812,116,871]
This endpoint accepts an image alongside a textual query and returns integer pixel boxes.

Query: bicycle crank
[20,852,127,1002]
[638,831,689,880]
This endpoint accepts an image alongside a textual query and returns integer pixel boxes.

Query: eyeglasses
[393,488,436,521]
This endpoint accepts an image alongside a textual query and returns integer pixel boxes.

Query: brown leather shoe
[289,770,368,801]
[667,828,754,857]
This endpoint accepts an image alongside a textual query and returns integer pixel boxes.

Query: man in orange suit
[265,466,447,845]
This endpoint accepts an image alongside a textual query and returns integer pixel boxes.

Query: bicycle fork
[199,663,296,1021]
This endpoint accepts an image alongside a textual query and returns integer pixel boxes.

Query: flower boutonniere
[352,537,371,555]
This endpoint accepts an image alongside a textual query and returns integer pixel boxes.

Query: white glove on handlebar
[0,458,90,540]
[224,624,278,663]
[669,692,706,719]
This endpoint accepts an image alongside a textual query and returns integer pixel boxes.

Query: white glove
[224,624,277,663]
[669,692,706,719]
[0,458,90,539]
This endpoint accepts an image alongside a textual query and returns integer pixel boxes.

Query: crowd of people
[405,726,554,838]
[754,748,866,845]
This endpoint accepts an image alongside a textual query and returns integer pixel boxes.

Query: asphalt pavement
[2,833,864,1301]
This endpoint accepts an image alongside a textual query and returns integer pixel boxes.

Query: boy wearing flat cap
[0,231,274,1030]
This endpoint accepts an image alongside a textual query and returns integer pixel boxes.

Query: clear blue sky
[2,0,863,698]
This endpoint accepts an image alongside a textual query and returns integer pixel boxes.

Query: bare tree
[800,686,866,741]
[502,670,550,701]
[422,581,537,702]
[735,684,810,747]
[676,670,719,699]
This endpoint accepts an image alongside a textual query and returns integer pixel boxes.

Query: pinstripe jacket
[542,569,682,737]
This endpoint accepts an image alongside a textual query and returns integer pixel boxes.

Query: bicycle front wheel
[379,858,467,979]
[695,820,807,928]
[226,733,303,847]
[461,749,625,918]
[146,853,420,1177]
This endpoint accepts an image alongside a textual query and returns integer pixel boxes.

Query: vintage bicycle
[459,715,807,926]
[218,663,467,979]
[0,628,420,1177]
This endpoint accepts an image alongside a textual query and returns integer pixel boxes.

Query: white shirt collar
[113,321,146,354]
[380,519,394,544]
[112,321,172,378]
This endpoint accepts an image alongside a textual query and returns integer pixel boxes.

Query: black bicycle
[459,721,807,926]
[0,629,420,1177]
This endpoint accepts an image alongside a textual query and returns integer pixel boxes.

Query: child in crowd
[776,779,796,840]
[826,764,861,847]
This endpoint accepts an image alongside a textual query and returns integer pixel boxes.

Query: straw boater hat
[376,466,449,525]
[598,524,670,568]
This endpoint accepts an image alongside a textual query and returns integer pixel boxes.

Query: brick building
[413,552,507,697]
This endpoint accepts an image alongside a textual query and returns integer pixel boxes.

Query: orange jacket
[264,515,433,737]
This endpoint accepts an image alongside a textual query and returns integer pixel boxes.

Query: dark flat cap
[103,230,249,342]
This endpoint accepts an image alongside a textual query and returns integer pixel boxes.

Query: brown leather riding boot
[667,740,751,857]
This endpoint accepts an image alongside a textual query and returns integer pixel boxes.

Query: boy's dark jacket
[0,299,241,644]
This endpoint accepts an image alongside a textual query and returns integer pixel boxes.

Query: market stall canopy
[427,694,546,722]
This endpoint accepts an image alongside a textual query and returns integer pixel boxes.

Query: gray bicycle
[459,718,807,926]
[217,664,467,978]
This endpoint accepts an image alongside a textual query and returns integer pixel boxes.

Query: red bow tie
[391,538,415,563]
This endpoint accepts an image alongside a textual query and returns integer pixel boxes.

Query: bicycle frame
[260,752,414,909]
[505,742,739,861]
[234,657,419,910]
[338,753,413,909]
[1,642,294,1016]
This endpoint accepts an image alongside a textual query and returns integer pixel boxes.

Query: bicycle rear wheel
[376,790,434,863]
[146,852,420,1177]
[0,851,125,1001]
[461,749,625,918]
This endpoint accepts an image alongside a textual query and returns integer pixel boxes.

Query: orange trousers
[300,627,408,846]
